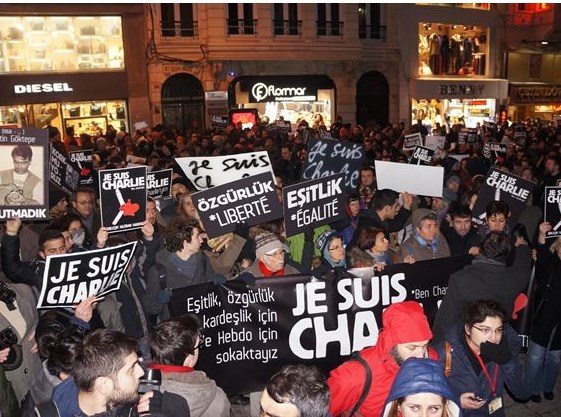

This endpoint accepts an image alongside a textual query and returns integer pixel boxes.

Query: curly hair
[164,217,200,252]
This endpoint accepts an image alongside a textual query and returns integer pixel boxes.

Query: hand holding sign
[73,295,98,322]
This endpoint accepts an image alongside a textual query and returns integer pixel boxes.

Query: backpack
[345,351,372,417]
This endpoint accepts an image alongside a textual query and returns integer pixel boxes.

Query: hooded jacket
[381,358,462,417]
[328,301,435,417]
[398,209,451,262]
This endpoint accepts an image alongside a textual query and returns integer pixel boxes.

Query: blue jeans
[525,333,561,394]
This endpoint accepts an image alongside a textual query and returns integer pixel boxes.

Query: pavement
[231,353,561,417]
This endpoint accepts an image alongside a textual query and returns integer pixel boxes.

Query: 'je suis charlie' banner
[544,186,561,238]
[169,256,472,395]
[147,168,172,199]
[99,166,147,233]
[191,172,282,239]
[282,173,346,237]
[37,242,137,309]
[301,139,364,193]
[175,151,275,190]
[471,167,535,227]
[69,149,94,186]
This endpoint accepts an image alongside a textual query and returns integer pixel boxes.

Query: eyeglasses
[472,325,503,336]
[77,200,94,206]
[265,250,286,258]
[194,333,205,351]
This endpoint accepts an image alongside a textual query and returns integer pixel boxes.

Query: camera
[138,368,161,394]
[0,327,22,370]
[0,281,16,307]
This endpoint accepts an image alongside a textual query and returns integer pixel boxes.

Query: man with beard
[50,329,188,417]
[328,301,436,417]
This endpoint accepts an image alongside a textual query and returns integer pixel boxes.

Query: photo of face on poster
[0,143,44,206]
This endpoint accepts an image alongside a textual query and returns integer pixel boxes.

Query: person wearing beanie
[443,173,461,202]
[398,208,451,263]
[328,301,437,417]
[243,232,300,278]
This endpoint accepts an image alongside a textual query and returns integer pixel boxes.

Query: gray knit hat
[255,232,285,259]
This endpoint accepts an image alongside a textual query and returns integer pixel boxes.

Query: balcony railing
[161,20,198,38]
[273,19,302,36]
[359,25,387,41]
[317,21,344,37]
[227,19,258,35]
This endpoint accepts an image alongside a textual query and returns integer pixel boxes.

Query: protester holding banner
[432,232,531,343]
[524,222,561,403]
[434,300,528,415]
[328,301,436,417]
[398,209,451,263]
[148,315,230,417]
[381,358,462,417]
[143,217,216,322]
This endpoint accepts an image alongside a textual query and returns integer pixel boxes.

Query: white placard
[175,151,275,190]
[424,135,446,151]
[374,161,444,197]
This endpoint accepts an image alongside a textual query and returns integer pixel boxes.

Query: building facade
[0,4,150,136]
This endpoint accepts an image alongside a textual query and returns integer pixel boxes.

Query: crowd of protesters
[1,112,561,417]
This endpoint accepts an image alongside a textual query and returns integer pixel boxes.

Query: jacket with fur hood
[328,301,436,417]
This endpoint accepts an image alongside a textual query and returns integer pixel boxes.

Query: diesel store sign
[510,84,561,104]
[0,72,128,105]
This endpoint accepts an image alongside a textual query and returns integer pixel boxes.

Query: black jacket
[349,207,411,249]
[1,234,45,289]
[440,222,481,257]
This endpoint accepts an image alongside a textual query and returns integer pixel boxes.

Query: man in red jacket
[328,301,436,417]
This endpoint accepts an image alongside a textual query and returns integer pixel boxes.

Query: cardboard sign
[403,133,422,150]
[472,168,535,227]
[424,135,446,152]
[467,128,479,143]
[191,172,282,239]
[0,127,50,221]
[483,142,507,163]
[544,186,561,238]
[276,120,292,132]
[409,146,434,166]
[282,174,346,237]
[375,160,444,197]
[514,131,527,147]
[175,151,275,191]
[69,149,94,185]
[50,143,80,196]
[301,139,364,193]
[37,242,137,309]
[168,256,472,395]
[147,168,172,199]
[99,166,147,233]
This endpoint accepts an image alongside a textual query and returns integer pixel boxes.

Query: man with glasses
[244,232,300,278]
[434,299,528,414]
[148,314,230,417]
[70,186,101,246]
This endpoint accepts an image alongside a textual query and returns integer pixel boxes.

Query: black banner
[403,133,422,150]
[168,256,472,395]
[282,174,346,237]
[0,127,49,220]
[147,169,172,199]
[409,146,434,165]
[37,242,137,309]
[210,115,229,129]
[275,120,292,132]
[69,149,94,186]
[472,167,535,227]
[514,131,527,147]
[301,139,364,193]
[50,143,80,196]
[544,186,561,238]
[99,166,147,233]
[191,172,283,239]
[458,128,478,145]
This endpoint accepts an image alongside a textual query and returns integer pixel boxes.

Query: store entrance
[356,71,389,126]
[161,73,205,134]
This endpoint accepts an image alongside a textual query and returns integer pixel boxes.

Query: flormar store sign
[240,75,334,104]
[251,83,308,102]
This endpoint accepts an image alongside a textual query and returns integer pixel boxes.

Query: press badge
[488,397,503,414]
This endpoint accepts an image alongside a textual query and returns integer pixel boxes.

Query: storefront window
[62,100,128,137]
[412,98,495,129]
[418,23,488,77]
[417,3,491,10]
[0,16,124,73]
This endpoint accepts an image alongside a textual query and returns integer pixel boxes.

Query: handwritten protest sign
[375,160,444,197]
[147,168,172,199]
[191,172,282,239]
[544,186,561,238]
[409,146,434,165]
[175,151,275,191]
[283,174,346,237]
[69,149,94,186]
[169,256,472,395]
[403,133,422,150]
[301,139,364,192]
[99,166,147,233]
[472,167,535,227]
[0,127,50,221]
[50,143,80,196]
[37,242,137,309]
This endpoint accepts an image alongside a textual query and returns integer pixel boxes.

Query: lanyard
[470,346,500,396]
